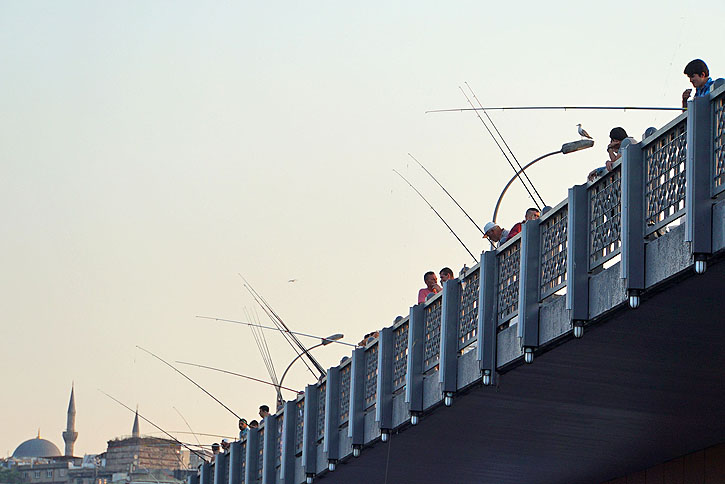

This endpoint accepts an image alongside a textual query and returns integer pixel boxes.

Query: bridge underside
[323,259,725,484]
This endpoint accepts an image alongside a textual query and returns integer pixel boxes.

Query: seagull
[577,124,593,139]
[288,279,298,283]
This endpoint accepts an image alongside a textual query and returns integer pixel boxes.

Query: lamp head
[561,139,594,154]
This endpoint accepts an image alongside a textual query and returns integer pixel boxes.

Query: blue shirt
[695,77,714,98]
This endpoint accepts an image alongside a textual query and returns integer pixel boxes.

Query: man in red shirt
[418,271,442,303]
[508,208,541,238]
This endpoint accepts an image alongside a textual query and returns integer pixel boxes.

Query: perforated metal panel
[275,415,283,468]
[540,207,568,299]
[240,441,246,484]
[294,400,304,455]
[423,297,442,371]
[589,167,621,270]
[224,454,230,484]
[317,383,326,442]
[364,344,378,408]
[338,364,351,425]
[644,120,687,234]
[714,92,725,195]
[392,320,408,391]
[257,428,264,481]
[458,268,480,350]
[497,240,521,324]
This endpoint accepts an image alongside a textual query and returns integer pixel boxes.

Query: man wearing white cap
[483,222,510,247]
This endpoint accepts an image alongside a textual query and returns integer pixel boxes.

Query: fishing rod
[393,169,477,263]
[176,361,300,393]
[408,153,486,237]
[197,315,358,347]
[245,306,283,405]
[136,346,242,421]
[426,105,686,114]
[173,406,201,450]
[98,389,209,462]
[457,86,541,210]
[149,430,236,440]
[240,276,326,378]
[465,82,546,208]
[242,288,318,380]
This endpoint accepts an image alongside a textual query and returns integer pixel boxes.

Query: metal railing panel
[364,343,378,409]
[316,383,326,442]
[643,117,688,235]
[294,399,304,456]
[497,236,521,325]
[256,428,264,482]
[458,265,480,351]
[540,201,568,299]
[275,414,283,469]
[392,317,409,391]
[589,165,622,271]
[338,362,351,425]
[240,441,246,484]
[422,293,443,371]
[714,87,725,196]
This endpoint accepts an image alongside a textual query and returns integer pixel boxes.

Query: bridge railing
[458,263,480,352]
[496,235,521,327]
[642,113,688,236]
[712,84,725,197]
[588,164,622,272]
[392,316,409,391]
[205,94,725,484]
[422,292,443,371]
[338,359,351,426]
[539,199,568,300]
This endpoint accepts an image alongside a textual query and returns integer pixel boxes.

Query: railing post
[518,220,541,361]
[199,462,211,484]
[439,278,461,401]
[228,441,242,484]
[376,327,394,434]
[323,366,340,470]
[477,251,497,386]
[244,428,259,484]
[405,304,424,423]
[214,452,227,484]
[687,96,713,270]
[347,348,365,452]
[567,184,589,336]
[261,415,276,484]
[302,385,318,481]
[280,401,296,484]
[621,141,645,307]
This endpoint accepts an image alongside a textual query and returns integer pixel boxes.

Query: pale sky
[1,0,723,457]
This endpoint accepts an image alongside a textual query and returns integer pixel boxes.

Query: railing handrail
[641,111,688,148]
[495,230,522,253]
[538,198,568,223]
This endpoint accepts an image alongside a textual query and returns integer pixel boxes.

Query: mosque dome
[12,437,62,458]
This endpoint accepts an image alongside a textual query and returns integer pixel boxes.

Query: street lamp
[276,334,344,406]
[492,139,594,224]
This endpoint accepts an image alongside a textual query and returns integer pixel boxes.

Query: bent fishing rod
[408,153,485,237]
[393,169,477,263]
[98,389,209,462]
[240,276,326,378]
[136,346,242,421]
[196,315,358,347]
[176,361,299,393]
[465,82,546,208]
[458,85,542,210]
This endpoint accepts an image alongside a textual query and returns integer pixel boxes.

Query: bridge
[191,83,725,483]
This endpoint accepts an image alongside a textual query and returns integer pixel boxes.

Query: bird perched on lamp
[577,124,593,139]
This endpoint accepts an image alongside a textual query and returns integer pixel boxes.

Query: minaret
[131,407,140,438]
[62,385,78,457]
